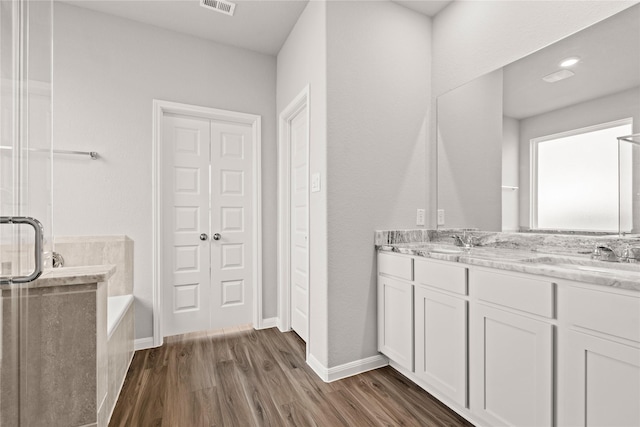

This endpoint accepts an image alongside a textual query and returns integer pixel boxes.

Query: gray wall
[436,69,503,231]
[277,0,431,369]
[325,1,431,367]
[276,1,329,366]
[502,116,520,232]
[53,3,278,339]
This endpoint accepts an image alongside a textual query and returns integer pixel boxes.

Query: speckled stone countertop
[376,230,640,292]
[27,264,116,288]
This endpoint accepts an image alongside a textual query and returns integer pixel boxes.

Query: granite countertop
[28,264,117,288]
[378,243,640,292]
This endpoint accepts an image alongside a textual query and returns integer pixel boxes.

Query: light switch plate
[311,173,321,193]
[416,209,425,226]
[437,209,445,226]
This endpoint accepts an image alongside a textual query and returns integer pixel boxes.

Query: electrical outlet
[437,209,445,226]
[416,209,425,226]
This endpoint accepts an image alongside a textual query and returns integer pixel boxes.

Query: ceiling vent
[542,69,575,83]
[200,0,236,16]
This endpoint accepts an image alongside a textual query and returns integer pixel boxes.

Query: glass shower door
[0,0,53,424]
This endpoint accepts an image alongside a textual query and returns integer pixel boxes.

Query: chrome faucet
[591,245,619,262]
[621,246,640,263]
[452,234,476,249]
[591,244,640,263]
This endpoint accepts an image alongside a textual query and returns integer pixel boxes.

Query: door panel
[560,330,640,427]
[470,304,553,427]
[290,107,309,341]
[162,114,211,336]
[414,286,467,407]
[163,115,254,335]
[210,121,253,329]
[378,275,414,371]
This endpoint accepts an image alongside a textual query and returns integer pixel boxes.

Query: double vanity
[376,230,640,427]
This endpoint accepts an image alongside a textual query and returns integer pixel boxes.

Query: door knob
[199,233,208,241]
[212,233,222,241]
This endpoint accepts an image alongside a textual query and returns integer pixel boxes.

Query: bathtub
[107,294,134,339]
[104,294,134,426]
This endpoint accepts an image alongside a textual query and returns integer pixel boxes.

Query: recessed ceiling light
[560,57,580,68]
[542,69,575,83]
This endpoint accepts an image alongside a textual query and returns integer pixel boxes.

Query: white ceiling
[61,0,310,55]
[391,0,452,17]
[61,0,451,56]
[503,4,640,119]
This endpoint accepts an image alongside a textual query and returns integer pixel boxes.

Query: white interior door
[210,121,254,329]
[290,107,309,341]
[162,114,254,336]
[162,114,211,336]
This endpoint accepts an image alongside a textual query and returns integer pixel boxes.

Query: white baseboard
[307,353,389,383]
[256,317,278,330]
[134,337,156,351]
[389,360,482,427]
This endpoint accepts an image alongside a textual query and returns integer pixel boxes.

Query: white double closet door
[162,113,253,337]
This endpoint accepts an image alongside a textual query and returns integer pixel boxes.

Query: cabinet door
[378,275,413,371]
[559,330,640,427]
[470,304,553,427]
[414,286,467,407]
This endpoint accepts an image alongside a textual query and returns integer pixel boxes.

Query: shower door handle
[0,216,44,284]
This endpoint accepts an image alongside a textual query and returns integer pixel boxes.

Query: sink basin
[407,244,464,255]
[523,256,640,277]
[429,247,464,255]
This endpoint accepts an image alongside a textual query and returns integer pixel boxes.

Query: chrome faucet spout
[452,234,475,249]
[591,245,619,262]
[621,246,640,263]
[451,235,465,247]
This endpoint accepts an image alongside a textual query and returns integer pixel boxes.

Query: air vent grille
[200,0,236,16]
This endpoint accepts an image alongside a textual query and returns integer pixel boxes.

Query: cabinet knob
[212,233,222,241]
[199,233,208,241]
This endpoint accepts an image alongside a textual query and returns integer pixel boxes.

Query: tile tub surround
[0,266,115,427]
[54,235,133,296]
[375,230,640,292]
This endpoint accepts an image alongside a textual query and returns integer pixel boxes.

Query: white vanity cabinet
[377,252,414,371]
[558,285,640,427]
[377,249,640,427]
[414,259,468,408]
[469,269,555,427]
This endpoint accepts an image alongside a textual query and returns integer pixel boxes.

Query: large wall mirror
[437,4,640,235]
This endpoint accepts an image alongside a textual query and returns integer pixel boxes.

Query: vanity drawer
[471,269,555,318]
[378,253,413,281]
[567,286,640,343]
[415,258,467,295]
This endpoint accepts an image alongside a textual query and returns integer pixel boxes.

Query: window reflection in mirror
[531,120,632,233]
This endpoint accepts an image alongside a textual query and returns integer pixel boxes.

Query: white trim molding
[134,337,156,351]
[277,86,311,338]
[307,353,389,383]
[152,99,263,347]
[256,317,279,330]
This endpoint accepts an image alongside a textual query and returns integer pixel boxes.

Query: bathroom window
[530,119,633,232]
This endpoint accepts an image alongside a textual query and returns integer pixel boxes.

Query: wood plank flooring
[110,326,474,427]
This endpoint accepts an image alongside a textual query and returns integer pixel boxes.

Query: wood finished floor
[110,326,474,427]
